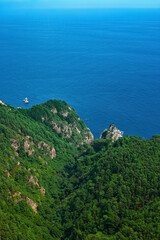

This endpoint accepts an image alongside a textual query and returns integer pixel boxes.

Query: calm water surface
[0,9,160,138]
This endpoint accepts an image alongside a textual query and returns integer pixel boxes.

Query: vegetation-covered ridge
[0,99,160,240]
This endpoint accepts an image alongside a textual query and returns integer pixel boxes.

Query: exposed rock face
[11,139,20,156]
[84,131,94,144]
[40,187,46,195]
[100,124,124,142]
[0,100,6,106]
[11,139,19,151]
[26,198,38,214]
[50,147,56,159]
[28,176,39,187]
[12,192,23,202]
[52,121,74,138]
[74,126,81,134]
[51,108,58,114]
[11,136,35,156]
[24,140,30,151]
[38,141,56,159]
[24,141,34,155]
[12,193,38,212]
[62,111,69,117]
[63,125,72,138]
[21,100,95,146]
[52,121,61,133]
[38,141,42,149]
[13,192,21,198]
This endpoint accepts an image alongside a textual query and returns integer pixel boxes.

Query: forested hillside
[0,100,160,240]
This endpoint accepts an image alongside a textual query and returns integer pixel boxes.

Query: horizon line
[1,7,160,10]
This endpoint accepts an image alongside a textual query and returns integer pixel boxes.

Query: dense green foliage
[19,100,93,146]
[0,101,160,239]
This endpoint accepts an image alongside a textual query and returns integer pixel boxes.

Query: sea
[0,9,160,139]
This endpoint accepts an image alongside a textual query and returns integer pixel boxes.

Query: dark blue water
[0,9,160,139]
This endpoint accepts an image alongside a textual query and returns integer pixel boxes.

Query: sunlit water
[0,9,160,138]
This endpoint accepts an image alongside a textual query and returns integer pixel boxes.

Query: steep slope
[59,136,160,239]
[0,100,160,240]
[0,100,92,239]
[19,100,94,146]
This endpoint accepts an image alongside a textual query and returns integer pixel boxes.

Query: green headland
[0,99,160,240]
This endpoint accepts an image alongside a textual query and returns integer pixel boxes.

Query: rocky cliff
[19,100,94,146]
[100,123,124,141]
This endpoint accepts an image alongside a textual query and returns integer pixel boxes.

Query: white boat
[23,97,29,104]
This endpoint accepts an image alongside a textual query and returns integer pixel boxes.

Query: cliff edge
[100,123,124,141]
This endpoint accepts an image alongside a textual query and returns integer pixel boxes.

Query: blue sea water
[0,9,160,139]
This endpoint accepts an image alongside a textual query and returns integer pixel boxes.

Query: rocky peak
[100,124,124,142]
